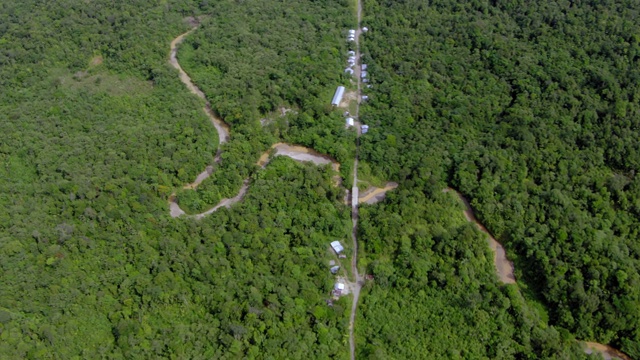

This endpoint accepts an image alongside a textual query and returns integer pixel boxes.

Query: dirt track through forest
[168,29,343,219]
[167,19,633,360]
[443,188,516,284]
[348,1,364,359]
[443,189,632,359]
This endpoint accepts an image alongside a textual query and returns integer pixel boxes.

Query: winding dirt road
[168,29,342,219]
[444,189,633,359]
[444,188,516,284]
[170,29,230,147]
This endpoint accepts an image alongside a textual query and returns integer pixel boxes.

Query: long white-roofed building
[331,86,345,106]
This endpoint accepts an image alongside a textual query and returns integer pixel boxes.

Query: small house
[361,71,368,78]
[361,125,369,134]
[331,240,344,254]
[330,266,340,274]
[362,95,369,101]
[362,27,369,32]
[346,117,355,127]
[344,68,354,75]
[333,282,345,297]
[361,64,368,71]
[347,50,356,56]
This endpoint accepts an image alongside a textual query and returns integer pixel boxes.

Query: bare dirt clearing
[358,182,398,204]
[340,90,358,108]
[583,342,632,360]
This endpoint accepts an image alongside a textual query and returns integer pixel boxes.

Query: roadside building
[361,125,369,134]
[331,86,345,106]
[346,117,355,127]
[330,240,344,254]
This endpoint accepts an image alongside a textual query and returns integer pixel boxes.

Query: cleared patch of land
[358,182,398,204]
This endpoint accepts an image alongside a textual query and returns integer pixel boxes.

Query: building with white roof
[331,86,345,106]
[346,117,355,127]
[330,241,344,254]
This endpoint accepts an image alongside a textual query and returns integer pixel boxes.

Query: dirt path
[358,182,398,204]
[443,188,516,284]
[168,29,344,219]
[169,142,341,219]
[169,29,230,147]
[349,1,364,359]
[443,190,632,358]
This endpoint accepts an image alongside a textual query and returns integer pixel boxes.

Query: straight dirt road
[349,0,364,359]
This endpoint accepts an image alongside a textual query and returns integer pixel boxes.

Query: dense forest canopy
[1,0,354,357]
[1,0,639,358]
[359,0,640,357]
